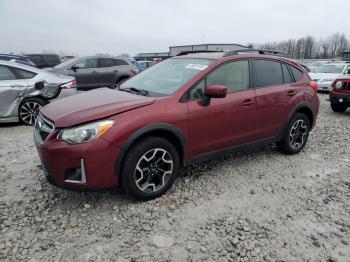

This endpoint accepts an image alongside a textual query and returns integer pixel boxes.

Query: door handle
[287,90,297,97]
[242,99,255,107]
[10,84,25,88]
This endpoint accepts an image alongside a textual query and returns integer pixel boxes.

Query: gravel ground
[0,94,350,262]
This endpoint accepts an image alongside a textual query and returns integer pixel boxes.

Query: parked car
[26,54,61,69]
[307,61,328,72]
[34,51,319,200]
[0,60,76,125]
[49,55,136,91]
[329,76,350,112]
[138,60,155,71]
[0,54,36,67]
[309,63,350,92]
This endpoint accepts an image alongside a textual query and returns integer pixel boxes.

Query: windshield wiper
[118,86,149,96]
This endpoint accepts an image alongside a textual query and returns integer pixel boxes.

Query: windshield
[120,58,213,96]
[54,57,80,69]
[313,64,345,74]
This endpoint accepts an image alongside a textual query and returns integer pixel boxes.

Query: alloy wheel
[19,102,42,125]
[289,119,308,150]
[134,148,173,193]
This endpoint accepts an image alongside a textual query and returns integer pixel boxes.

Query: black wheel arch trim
[278,102,314,141]
[115,123,186,177]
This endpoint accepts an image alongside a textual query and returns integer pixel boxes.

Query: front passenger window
[188,60,249,100]
[74,58,97,69]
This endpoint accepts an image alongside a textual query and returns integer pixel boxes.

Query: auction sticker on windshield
[185,64,208,70]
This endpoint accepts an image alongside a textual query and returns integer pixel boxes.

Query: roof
[0,60,41,72]
[173,52,225,59]
[0,53,27,58]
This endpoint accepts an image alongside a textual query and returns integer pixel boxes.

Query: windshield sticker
[185,64,208,70]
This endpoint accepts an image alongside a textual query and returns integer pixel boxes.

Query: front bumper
[35,130,121,190]
[317,81,332,91]
[329,92,350,106]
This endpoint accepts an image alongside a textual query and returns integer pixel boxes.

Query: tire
[331,103,347,113]
[19,98,47,125]
[277,113,310,155]
[122,137,179,200]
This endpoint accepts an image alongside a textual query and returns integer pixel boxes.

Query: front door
[187,60,257,157]
[69,58,99,90]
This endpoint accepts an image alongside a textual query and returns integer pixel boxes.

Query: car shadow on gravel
[0,123,23,128]
[39,143,280,208]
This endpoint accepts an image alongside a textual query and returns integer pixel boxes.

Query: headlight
[335,81,343,89]
[58,120,115,144]
[321,78,334,82]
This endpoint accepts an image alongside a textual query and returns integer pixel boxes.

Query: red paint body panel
[36,131,120,189]
[34,54,320,190]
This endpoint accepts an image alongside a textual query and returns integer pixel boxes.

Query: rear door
[97,58,118,86]
[0,65,30,118]
[187,59,257,157]
[253,59,299,140]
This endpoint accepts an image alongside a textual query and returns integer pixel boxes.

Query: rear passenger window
[290,66,303,82]
[254,60,283,87]
[282,64,293,84]
[0,66,16,80]
[114,59,129,66]
[15,68,37,79]
[99,58,115,68]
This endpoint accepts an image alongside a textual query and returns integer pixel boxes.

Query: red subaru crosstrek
[34,50,319,200]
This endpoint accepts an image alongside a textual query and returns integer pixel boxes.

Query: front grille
[341,81,350,90]
[34,113,54,145]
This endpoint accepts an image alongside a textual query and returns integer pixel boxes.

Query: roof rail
[176,50,225,56]
[224,49,289,58]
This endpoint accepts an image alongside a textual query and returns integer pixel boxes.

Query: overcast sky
[0,0,349,56]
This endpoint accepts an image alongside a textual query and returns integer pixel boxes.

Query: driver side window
[74,58,97,69]
[188,60,249,100]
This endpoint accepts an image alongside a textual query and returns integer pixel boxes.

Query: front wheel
[277,113,310,155]
[19,98,47,125]
[122,137,179,200]
[331,103,347,113]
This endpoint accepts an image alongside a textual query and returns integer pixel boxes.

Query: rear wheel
[331,103,347,113]
[19,98,47,125]
[122,137,179,200]
[277,113,310,155]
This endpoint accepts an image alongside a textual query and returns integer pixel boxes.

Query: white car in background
[309,63,350,91]
[0,60,76,125]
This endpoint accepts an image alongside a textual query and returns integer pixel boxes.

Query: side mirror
[34,81,45,90]
[70,65,79,71]
[202,85,227,106]
[204,85,227,98]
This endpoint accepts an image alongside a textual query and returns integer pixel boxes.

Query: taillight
[60,80,77,89]
[309,81,318,92]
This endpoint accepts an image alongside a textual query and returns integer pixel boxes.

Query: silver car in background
[0,60,76,125]
[309,63,350,91]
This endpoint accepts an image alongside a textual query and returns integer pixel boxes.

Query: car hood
[40,88,156,128]
[309,73,340,81]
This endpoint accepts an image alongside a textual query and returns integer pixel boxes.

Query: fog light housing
[64,159,87,184]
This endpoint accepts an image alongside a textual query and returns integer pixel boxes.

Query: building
[134,43,249,61]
